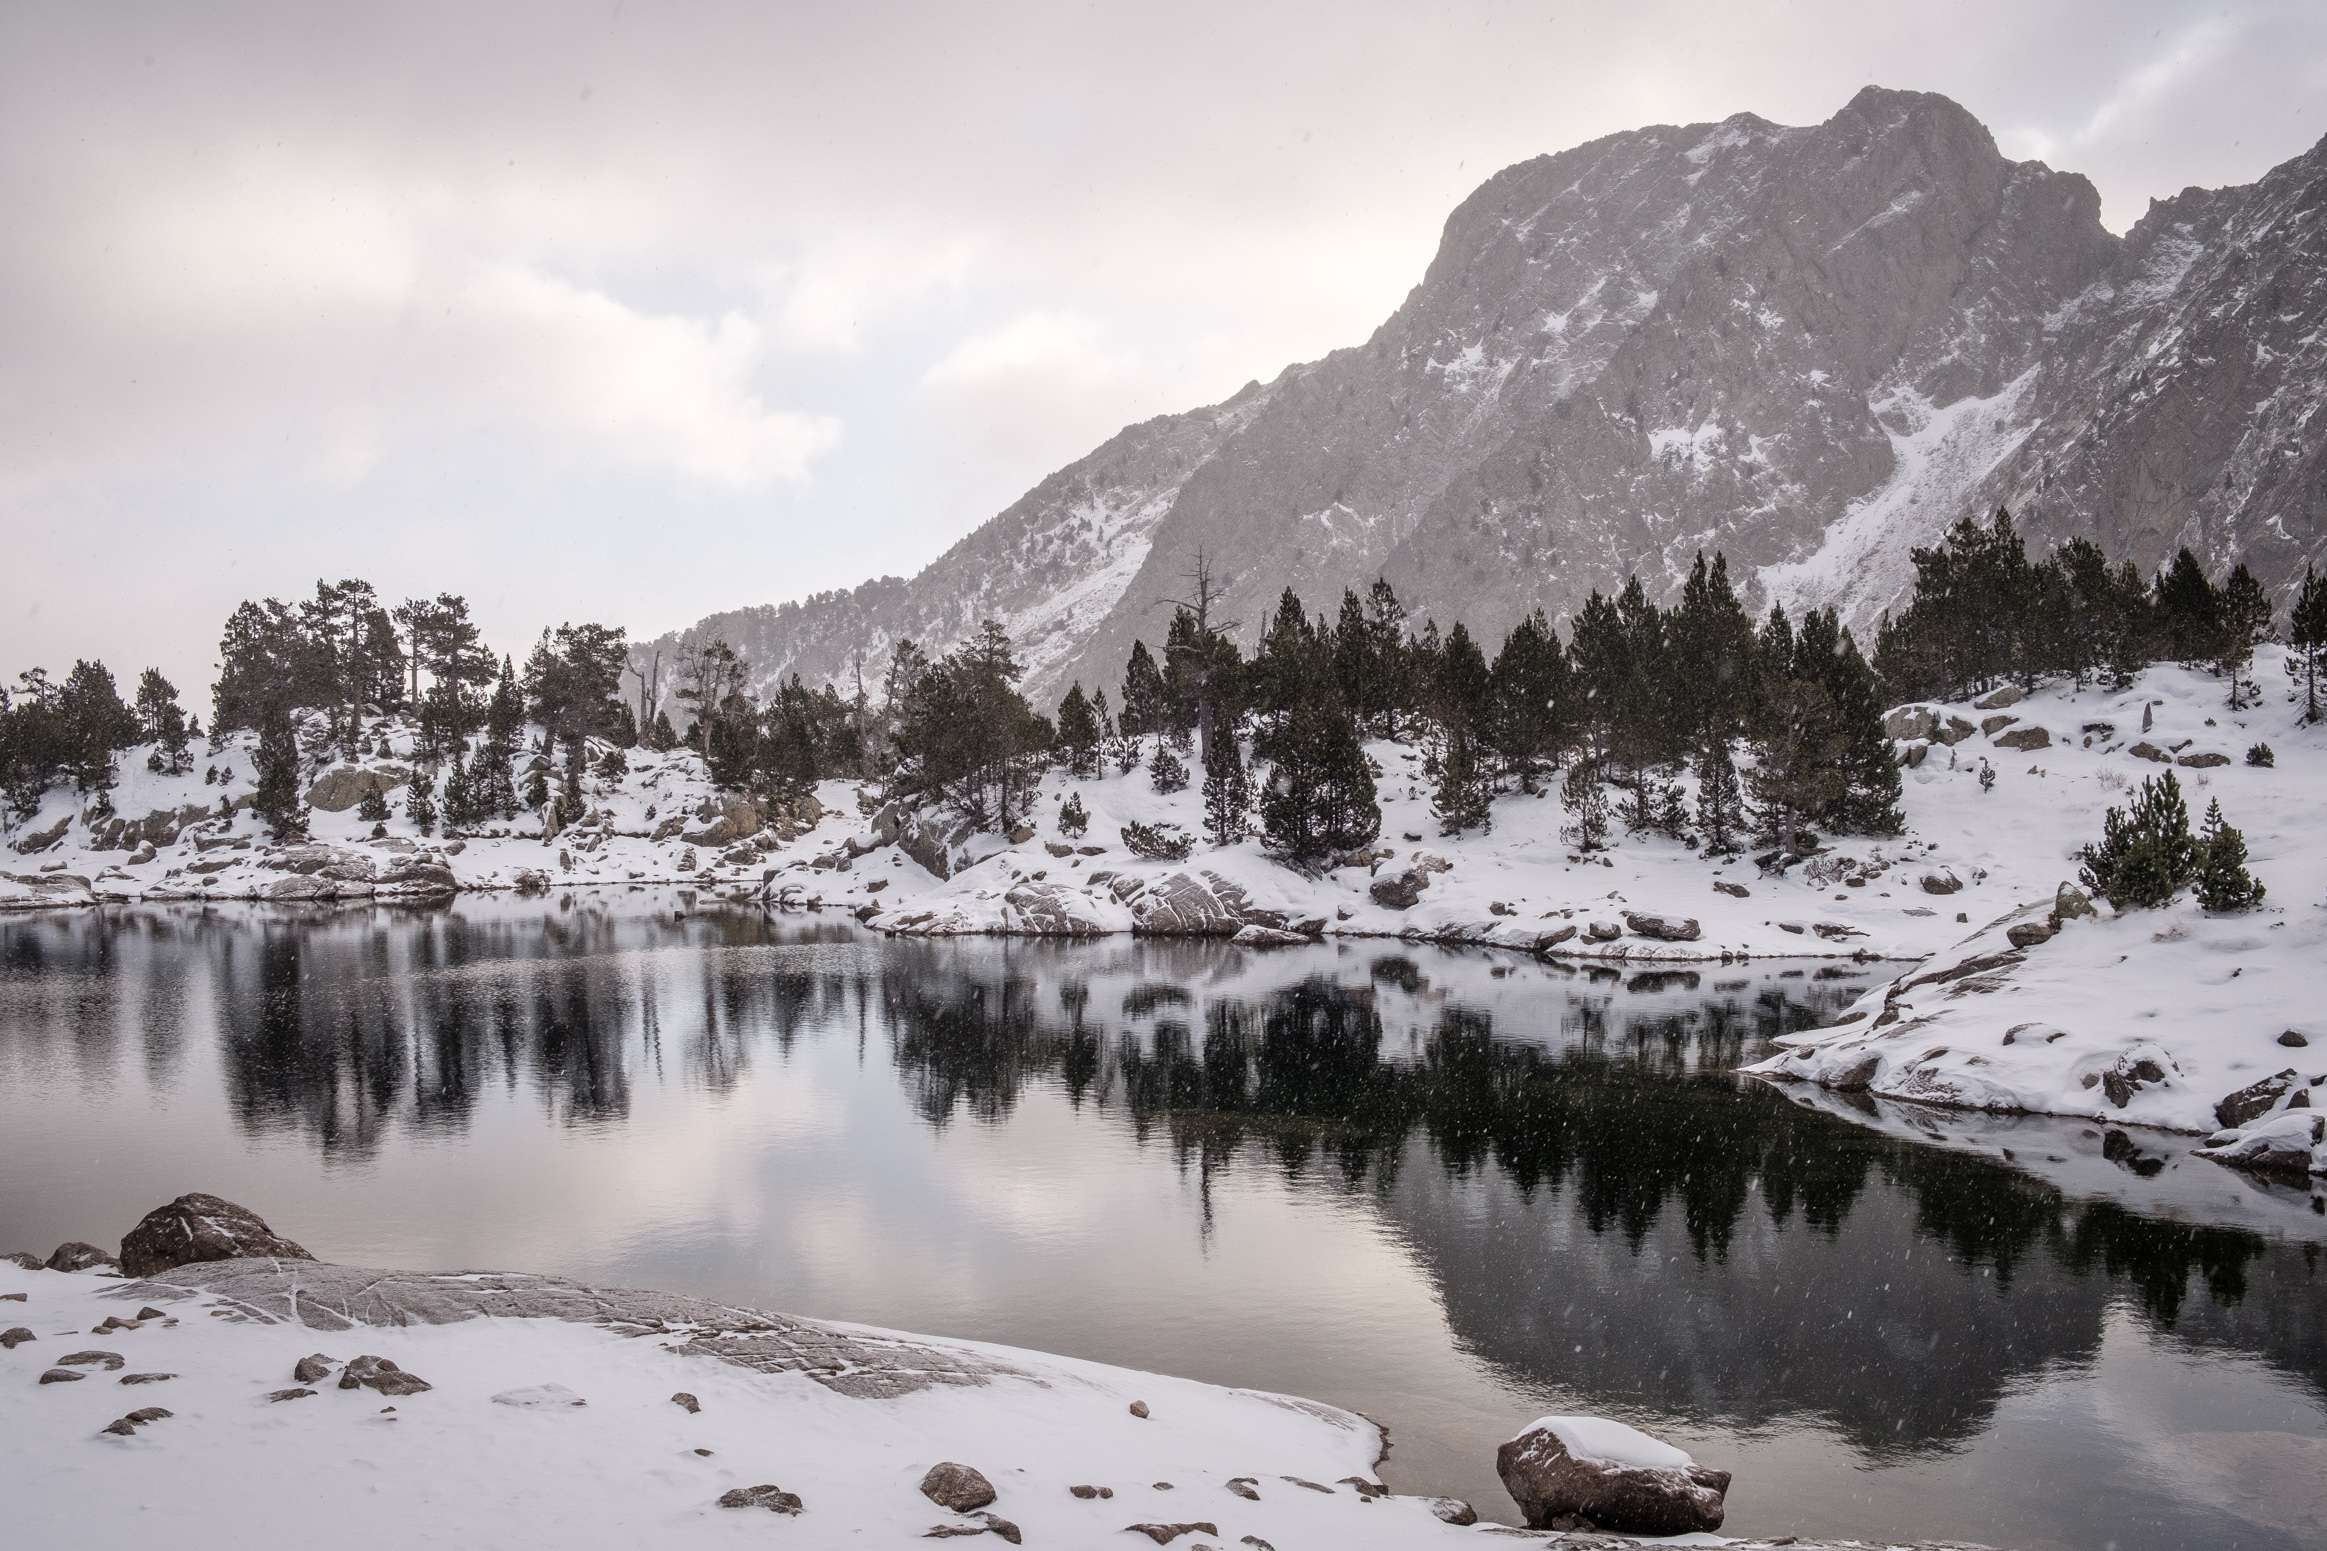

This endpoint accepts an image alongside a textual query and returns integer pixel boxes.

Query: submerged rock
[1497,1415,1729,1535]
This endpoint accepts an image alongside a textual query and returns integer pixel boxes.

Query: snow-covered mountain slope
[632,383,1276,708]
[650,86,2327,708]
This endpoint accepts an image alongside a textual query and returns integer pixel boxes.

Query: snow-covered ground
[0,712,867,910]
[0,1257,1957,1550]
[4,651,2317,970]
[1744,650,2325,1182]
[0,1257,1460,1549]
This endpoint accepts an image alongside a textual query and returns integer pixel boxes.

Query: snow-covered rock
[1496,1415,1730,1534]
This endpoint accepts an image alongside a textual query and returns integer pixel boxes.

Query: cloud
[462,263,841,487]
[760,232,983,354]
[918,309,1161,480]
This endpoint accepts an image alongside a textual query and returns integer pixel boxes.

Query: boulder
[2092,1049,2174,1109]
[1132,871,1289,935]
[1931,716,1977,746]
[718,1484,804,1515]
[1585,920,1622,943]
[1711,881,1749,898]
[15,814,72,853]
[491,1383,586,1408]
[1001,882,1110,937]
[0,1327,32,1349]
[98,1406,173,1437]
[1231,924,1308,947]
[1620,911,1700,943]
[119,1193,313,1278]
[2280,1030,2310,1048]
[2215,1070,2301,1130]
[293,1353,336,1384]
[1533,924,1579,951]
[1497,1416,1728,1534]
[377,857,458,896]
[1995,726,2051,751]
[1980,713,2020,736]
[1919,871,1962,895]
[1123,1525,1217,1546]
[2052,882,2096,923]
[305,766,412,813]
[339,1354,433,1396]
[2005,920,2057,949]
[2176,751,2231,768]
[2128,741,2170,762]
[46,1241,117,1273]
[1974,685,2024,710]
[1882,706,1938,741]
[1369,870,1426,910]
[919,1462,998,1512]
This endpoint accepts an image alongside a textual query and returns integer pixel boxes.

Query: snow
[1759,370,2037,628]
[1746,648,2327,1179]
[1523,1415,1695,1471]
[1,1261,1482,1549]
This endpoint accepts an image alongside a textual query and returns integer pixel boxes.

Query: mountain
[642,86,2327,710]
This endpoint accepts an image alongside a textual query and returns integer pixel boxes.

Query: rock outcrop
[117,1194,315,1278]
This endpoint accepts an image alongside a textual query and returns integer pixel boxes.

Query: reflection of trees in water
[877,962,2325,1454]
[6,907,2319,1459]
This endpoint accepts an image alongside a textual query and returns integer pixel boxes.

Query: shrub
[2078,771,2196,910]
[2245,742,2274,768]
[2194,799,2266,912]
[1121,820,1192,861]
[1146,742,1188,795]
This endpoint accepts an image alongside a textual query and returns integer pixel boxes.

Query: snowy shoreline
[1,1253,2000,1551]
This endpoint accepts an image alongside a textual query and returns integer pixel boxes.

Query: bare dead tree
[1153,549,1239,768]
[626,648,663,736]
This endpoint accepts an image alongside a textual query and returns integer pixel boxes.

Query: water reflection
[1,898,2321,1551]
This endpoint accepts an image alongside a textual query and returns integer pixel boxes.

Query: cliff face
[646,88,2326,710]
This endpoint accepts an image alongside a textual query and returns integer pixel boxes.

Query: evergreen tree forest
[0,514,2298,872]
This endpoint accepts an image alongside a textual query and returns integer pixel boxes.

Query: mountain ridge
[640,86,2326,711]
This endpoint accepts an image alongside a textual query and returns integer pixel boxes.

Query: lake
[1,892,2321,1550]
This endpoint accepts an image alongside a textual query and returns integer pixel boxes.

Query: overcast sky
[4,0,2322,701]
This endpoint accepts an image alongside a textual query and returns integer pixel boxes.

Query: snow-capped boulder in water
[118,1193,314,1279]
[1496,1415,1729,1534]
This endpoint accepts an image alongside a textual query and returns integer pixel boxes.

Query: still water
[1,893,2321,1550]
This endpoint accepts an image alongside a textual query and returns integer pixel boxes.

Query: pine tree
[1055,682,1101,778]
[356,782,390,823]
[1695,737,1744,855]
[1819,629,1905,835]
[405,769,439,835]
[253,702,307,840]
[2194,799,2265,912]
[1489,608,1571,791]
[2292,563,2327,723]
[2153,548,2224,668]
[1560,752,1611,852]
[1200,725,1250,846]
[1667,551,1757,744]
[2216,562,2272,708]
[2079,771,2198,910]
[1119,639,1168,738]
[1146,739,1187,794]
[1260,696,1380,862]
[1057,790,1090,839]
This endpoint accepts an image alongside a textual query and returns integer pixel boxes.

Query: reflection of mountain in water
[2,901,2319,1464]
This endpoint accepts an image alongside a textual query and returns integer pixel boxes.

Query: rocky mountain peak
[642,88,2326,714]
